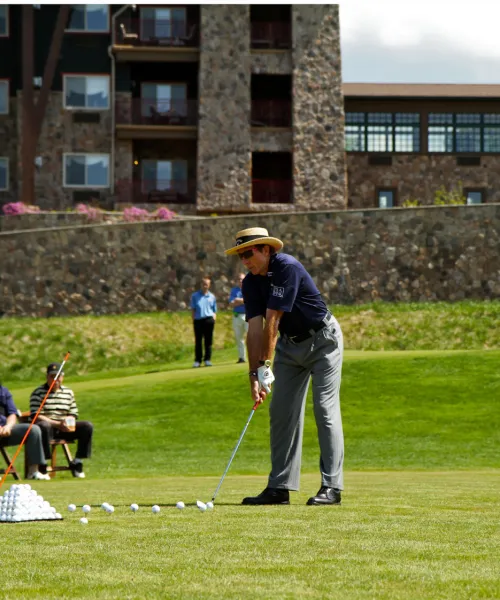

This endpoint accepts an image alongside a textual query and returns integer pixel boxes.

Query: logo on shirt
[272,286,284,298]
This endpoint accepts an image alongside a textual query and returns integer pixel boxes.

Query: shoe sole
[306,499,341,505]
[241,500,290,505]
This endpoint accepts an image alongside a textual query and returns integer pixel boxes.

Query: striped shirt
[30,384,78,420]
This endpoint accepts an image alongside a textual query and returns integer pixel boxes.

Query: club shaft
[212,406,257,502]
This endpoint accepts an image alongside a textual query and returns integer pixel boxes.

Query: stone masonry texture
[0,98,19,205]
[197,5,252,212]
[292,5,346,210]
[1,205,499,317]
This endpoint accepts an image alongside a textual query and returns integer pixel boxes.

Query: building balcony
[252,179,293,204]
[115,99,198,140]
[251,22,292,50]
[113,19,200,62]
[116,178,197,205]
[251,100,292,128]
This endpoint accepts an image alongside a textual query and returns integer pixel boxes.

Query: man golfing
[225,227,344,506]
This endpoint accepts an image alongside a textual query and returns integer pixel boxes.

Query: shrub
[153,207,176,221]
[75,203,104,222]
[433,182,466,205]
[123,206,150,222]
[402,198,420,207]
[2,202,41,215]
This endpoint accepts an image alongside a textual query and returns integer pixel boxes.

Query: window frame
[428,113,500,154]
[376,188,397,209]
[345,112,421,154]
[62,74,110,111]
[140,81,188,116]
[0,157,9,191]
[0,79,9,115]
[464,188,486,205]
[63,153,110,189]
[141,158,188,194]
[139,6,187,40]
[65,5,110,34]
[0,5,9,38]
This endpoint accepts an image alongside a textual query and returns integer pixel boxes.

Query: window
[429,113,500,153]
[377,189,395,208]
[141,83,187,116]
[67,5,109,32]
[63,154,109,188]
[64,76,109,110]
[0,6,8,36]
[140,7,187,39]
[0,158,8,190]
[0,80,8,114]
[141,160,188,193]
[345,113,420,152]
[465,190,484,205]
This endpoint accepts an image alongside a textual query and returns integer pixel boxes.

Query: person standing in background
[229,273,248,364]
[190,276,217,368]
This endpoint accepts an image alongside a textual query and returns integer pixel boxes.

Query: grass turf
[1,350,499,599]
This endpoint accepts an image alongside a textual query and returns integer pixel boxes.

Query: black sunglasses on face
[238,248,255,260]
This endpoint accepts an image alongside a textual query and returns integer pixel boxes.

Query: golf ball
[196,500,207,512]
[101,503,110,511]
[176,501,185,510]
[67,504,76,512]
[105,505,115,514]
[130,503,139,512]
[82,505,91,514]
[206,501,214,510]
[80,517,88,525]
[152,505,160,514]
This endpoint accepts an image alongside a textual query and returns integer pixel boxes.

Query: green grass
[2,349,499,598]
[1,300,499,382]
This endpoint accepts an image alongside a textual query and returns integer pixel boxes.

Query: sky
[339,0,500,84]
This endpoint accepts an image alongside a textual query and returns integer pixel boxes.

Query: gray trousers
[1,423,46,467]
[268,315,344,491]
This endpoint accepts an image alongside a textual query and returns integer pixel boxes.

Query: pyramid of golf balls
[0,484,62,522]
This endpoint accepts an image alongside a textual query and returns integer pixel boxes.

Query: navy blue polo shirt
[0,385,17,427]
[242,253,328,337]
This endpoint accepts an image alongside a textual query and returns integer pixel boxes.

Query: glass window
[140,7,186,40]
[141,160,188,193]
[428,113,500,153]
[484,128,500,152]
[345,125,365,151]
[456,127,481,153]
[345,113,420,152]
[0,6,7,36]
[428,126,454,152]
[466,191,483,205]
[141,83,187,116]
[64,76,109,110]
[0,158,8,190]
[68,5,108,32]
[64,154,109,188]
[378,190,395,208]
[0,80,7,114]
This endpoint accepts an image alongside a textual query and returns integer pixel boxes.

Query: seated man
[0,383,50,480]
[30,363,94,479]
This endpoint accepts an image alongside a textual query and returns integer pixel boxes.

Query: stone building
[0,4,346,213]
[344,83,500,208]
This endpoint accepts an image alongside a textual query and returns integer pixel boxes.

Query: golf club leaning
[211,400,260,503]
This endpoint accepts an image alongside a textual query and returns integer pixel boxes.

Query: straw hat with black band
[225,227,283,256]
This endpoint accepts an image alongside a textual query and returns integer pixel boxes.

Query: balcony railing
[116,179,196,204]
[116,99,198,126]
[251,100,292,127]
[115,19,199,47]
[252,179,293,204]
[251,22,292,49]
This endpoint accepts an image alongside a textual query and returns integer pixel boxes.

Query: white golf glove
[257,360,275,393]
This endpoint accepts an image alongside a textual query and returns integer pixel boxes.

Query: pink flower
[154,207,176,221]
[123,207,150,222]
[2,202,41,215]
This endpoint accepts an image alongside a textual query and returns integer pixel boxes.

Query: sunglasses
[237,248,255,260]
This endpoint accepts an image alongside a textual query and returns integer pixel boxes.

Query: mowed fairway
[2,350,500,599]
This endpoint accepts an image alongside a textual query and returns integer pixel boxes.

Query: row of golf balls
[70,500,214,523]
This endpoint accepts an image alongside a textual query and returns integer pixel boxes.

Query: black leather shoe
[242,487,290,505]
[306,486,341,505]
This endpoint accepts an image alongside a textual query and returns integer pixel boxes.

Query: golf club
[211,400,260,503]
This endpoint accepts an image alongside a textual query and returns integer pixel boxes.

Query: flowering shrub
[153,206,176,221]
[75,203,104,222]
[2,202,41,215]
[123,206,151,222]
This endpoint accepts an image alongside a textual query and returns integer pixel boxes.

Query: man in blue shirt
[190,276,217,367]
[228,273,248,364]
[225,227,344,506]
[0,384,50,480]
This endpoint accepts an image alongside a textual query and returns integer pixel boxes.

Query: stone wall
[0,98,19,204]
[197,5,252,212]
[347,154,500,208]
[292,5,346,210]
[251,51,292,75]
[251,130,293,153]
[1,205,499,317]
[16,92,112,210]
